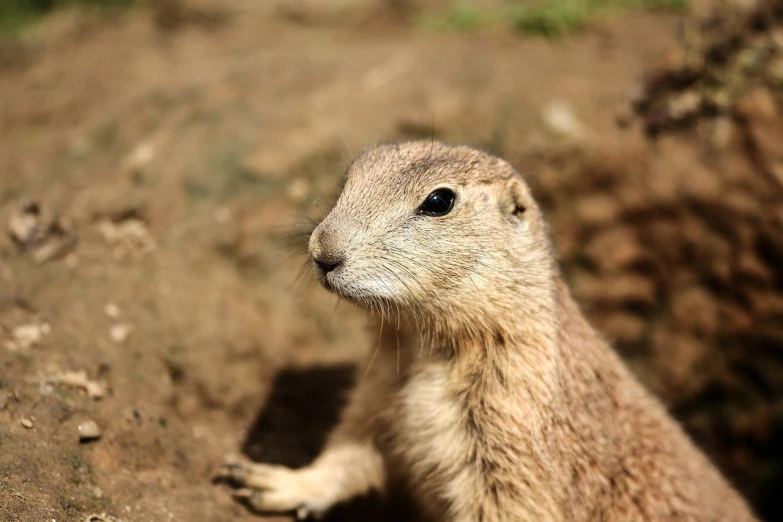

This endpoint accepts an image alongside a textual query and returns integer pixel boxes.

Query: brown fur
[221,141,758,521]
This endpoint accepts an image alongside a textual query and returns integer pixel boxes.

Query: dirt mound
[633,0,783,136]
[526,3,783,517]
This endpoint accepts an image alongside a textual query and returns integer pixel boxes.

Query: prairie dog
[221,142,758,521]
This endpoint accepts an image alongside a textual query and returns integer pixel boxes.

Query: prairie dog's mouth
[313,260,399,306]
[314,262,347,297]
[315,268,335,291]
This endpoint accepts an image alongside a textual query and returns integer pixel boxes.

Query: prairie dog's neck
[419,276,623,420]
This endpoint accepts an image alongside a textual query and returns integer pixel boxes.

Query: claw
[296,505,325,521]
[217,462,247,485]
[233,487,268,512]
[232,487,254,500]
[217,457,327,517]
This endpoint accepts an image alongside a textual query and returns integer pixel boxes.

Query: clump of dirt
[526,2,783,515]
[632,0,783,136]
[7,200,77,265]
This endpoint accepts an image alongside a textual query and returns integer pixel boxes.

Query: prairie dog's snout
[309,225,344,276]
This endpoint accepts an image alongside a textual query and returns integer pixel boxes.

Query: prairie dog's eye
[419,188,455,217]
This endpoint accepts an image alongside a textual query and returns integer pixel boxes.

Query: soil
[1,1,781,521]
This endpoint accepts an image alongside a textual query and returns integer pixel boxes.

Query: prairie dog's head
[309,141,555,329]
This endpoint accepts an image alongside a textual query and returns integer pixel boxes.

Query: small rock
[123,141,156,173]
[97,218,156,259]
[5,322,50,351]
[78,420,102,442]
[8,202,42,245]
[85,514,123,522]
[668,90,701,120]
[7,201,77,264]
[44,370,107,400]
[20,417,34,429]
[31,235,78,265]
[109,323,133,344]
[104,303,122,320]
[542,101,585,140]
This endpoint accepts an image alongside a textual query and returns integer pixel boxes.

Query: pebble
[668,90,701,120]
[542,101,585,140]
[20,417,34,429]
[85,513,123,522]
[104,303,122,320]
[110,323,133,344]
[124,141,156,172]
[78,420,102,442]
[7,202,42,245]
[45,370,107,400]
[7,201,77,264]
[31,235,77,265]
[6,322,51,351]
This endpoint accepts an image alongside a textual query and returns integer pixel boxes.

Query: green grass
[0,0,135,34]
[512,0,689,37]
[422,0,689,37]
[433,3,484,31]
[512,0,596,37]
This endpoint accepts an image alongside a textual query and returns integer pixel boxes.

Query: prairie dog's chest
[387,360,470,487]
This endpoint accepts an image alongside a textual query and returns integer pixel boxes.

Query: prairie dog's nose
[314,255,342,274]
[309,226,344,274]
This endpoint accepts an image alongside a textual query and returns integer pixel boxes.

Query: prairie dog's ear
[500,175,529,218]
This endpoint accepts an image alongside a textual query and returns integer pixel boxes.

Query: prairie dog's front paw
[218,456,329,519]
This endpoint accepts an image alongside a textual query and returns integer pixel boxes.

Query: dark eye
[418,188,455,217]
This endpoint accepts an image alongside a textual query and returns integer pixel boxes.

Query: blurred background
[1,0,782,520]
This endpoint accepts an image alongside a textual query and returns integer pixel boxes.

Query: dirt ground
[1,1,782,521]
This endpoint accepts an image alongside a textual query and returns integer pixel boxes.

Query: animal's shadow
[239,365,421,522]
